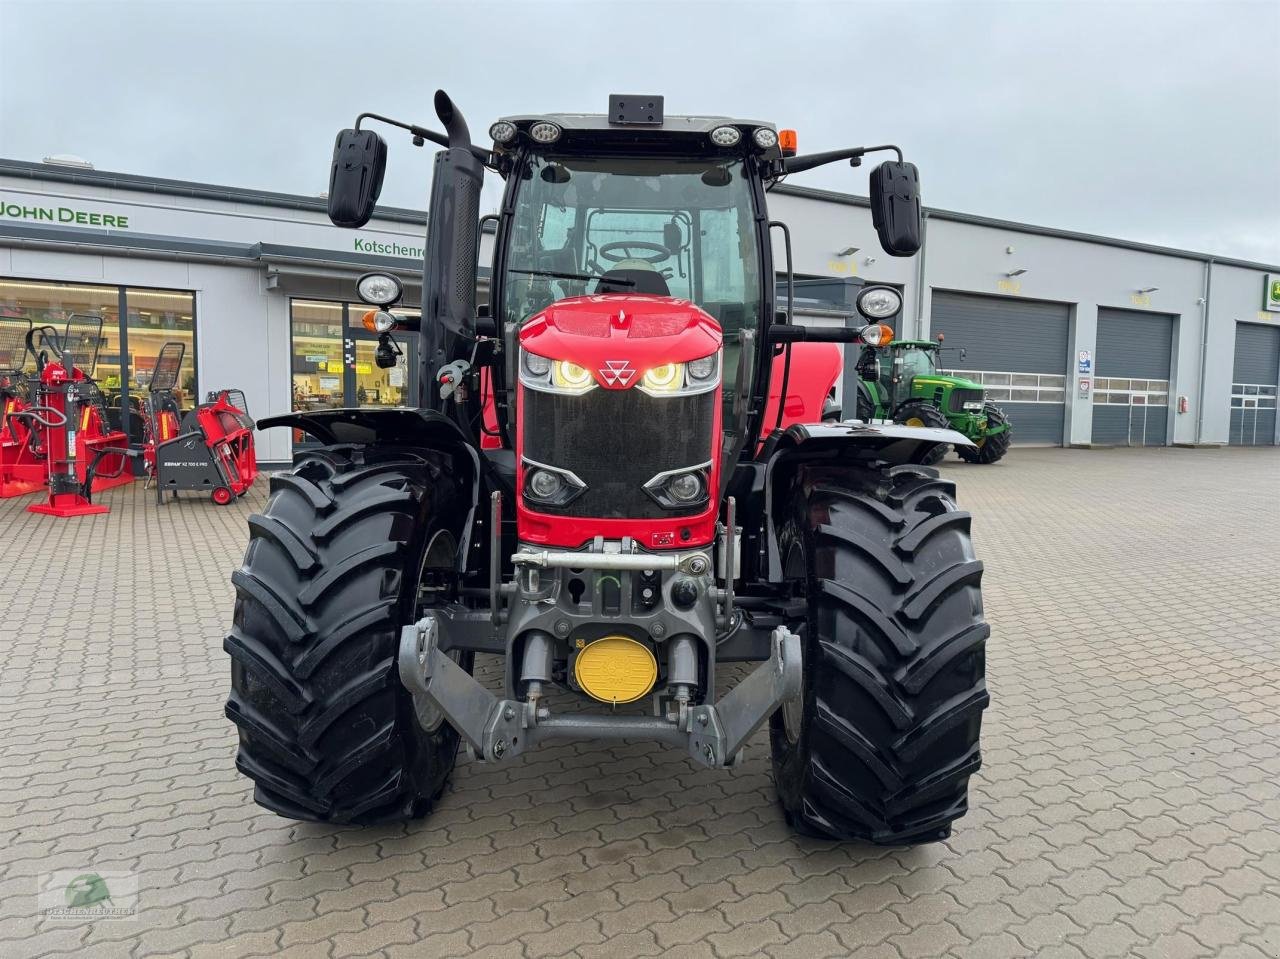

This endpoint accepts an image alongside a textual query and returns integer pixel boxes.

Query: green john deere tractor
[853,336,1011,465]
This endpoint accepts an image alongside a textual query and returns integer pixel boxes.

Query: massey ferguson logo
[598,360,635,387]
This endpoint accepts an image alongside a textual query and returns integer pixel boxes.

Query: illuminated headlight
[356,272,403,306]
[519,349,597,394]
[753,128,779,149]
[856,285,903,319]
[637,354,721,397]
[962,401,984,411]
[522,459,586,507]
[643,463,712,510]
[489,120,517,144]
[710,125,741,147]
[552,360,594,392]
[529,121,563,144]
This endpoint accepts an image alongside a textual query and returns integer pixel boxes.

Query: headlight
[642,363,682,393]
[753,128,779,149]
[856,285,903,319]
[858,323,895,347]
[522,459,586,507]
[962,401,984,411]
[489,120,517,144]
[710,125,741,147]
[529,121,563,144]
[522,351,551,377]
[643,463,712,511]
[637,353,720,397]
[552,360,594,392]
[356,272,403,306]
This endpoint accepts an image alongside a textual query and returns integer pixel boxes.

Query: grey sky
[1,0,1277,263]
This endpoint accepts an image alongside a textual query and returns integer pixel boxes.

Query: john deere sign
[1266,274,1280,314]
[1,200,130,229]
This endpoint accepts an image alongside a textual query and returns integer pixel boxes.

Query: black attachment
[328,129,388,228]
[768,324,867,344]
[869,161,923,257]
[418,90,484,412]
[608,94,664,125]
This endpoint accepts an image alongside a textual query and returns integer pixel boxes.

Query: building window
[0,277,197,444]
[125,287,197,409]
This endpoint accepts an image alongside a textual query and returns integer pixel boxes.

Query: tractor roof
[890,340,941,349]
[492,111,782,159]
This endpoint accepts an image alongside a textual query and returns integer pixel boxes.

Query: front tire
[225,445,470,824]
[957,405,1012,464]
[894,400,950,466]
[770,464,989,844]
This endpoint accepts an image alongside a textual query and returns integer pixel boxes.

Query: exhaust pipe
[433,90,471,149]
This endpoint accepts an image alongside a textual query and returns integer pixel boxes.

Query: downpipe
[398,615,801,768]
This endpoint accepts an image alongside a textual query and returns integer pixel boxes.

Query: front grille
[522,387,715,519]
[948,388,984,413]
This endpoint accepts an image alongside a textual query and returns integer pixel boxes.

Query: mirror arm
[782,143,903,175]
[768,325,867,344]
[354,112,491,164]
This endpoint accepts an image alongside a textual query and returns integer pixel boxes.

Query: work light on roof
[709,125,741,147]
[356,272,403,307]
[488,120,517,144]
[856,285,903,320]
[529,121,563,144]
[752,128,779,149]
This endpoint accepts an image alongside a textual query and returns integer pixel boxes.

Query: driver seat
[594,268,670,296]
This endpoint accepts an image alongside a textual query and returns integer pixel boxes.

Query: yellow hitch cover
[574,636,658,705]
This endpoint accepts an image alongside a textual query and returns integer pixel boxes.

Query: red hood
[520,295,722,388]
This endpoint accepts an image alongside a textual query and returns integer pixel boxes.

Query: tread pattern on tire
[893,400,951,466]
[958,404,1012,464]
[771,463,989,844]
[225,445,463,824]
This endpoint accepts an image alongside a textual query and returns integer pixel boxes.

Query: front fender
[757,421,973,582]
[259,407,484,575]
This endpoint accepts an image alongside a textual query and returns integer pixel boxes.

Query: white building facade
[1,157,1276,465]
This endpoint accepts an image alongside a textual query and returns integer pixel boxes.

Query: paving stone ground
[1,446,1278,959]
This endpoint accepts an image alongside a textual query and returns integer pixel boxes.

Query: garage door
[1230,323,1279,446]
[1092,309,1174,446]
[930,291,1069,444]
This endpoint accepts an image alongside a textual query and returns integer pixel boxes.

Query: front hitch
[397,616,801,767]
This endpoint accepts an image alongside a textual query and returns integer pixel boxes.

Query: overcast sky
[1,0,1277,263]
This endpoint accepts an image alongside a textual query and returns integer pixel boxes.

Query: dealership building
[1,155,1277,466]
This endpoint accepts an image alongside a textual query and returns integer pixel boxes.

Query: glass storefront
[0,278,197,444]
[290,299,416,425]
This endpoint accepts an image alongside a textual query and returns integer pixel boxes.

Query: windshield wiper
[507,268,634,287]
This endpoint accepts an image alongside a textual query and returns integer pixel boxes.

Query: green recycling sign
[1267,274,1280,313]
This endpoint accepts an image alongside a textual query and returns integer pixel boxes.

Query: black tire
[225,444,472,824]
[855,386,876,423]
[770,463,989,844]
[957,405,1012,464]
[894,400,950,466]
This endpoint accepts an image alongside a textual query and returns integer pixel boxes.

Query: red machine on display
[14,316,133,517]
[150,380,258,506]
[0,317,44,497]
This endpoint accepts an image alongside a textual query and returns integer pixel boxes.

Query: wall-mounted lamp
[836,246,860,256]
[1006,269,1027,277]
[1137,287,1159,294]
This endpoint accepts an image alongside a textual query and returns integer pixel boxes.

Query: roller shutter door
[1092,309,1174,446]
[1230,323,1279,446]
[930,291,1069,444]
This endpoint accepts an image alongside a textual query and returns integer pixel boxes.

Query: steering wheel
[599,241,670,264]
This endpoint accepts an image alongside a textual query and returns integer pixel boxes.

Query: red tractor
[226,93,989,844]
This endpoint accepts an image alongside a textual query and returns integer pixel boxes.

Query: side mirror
[869,160,922,257]
[328,129,387,228]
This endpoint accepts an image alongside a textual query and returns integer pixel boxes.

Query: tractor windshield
[896,345,938,379]
[501,152,763,370]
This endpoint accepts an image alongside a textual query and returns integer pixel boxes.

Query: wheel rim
[782,543,806,745]
[905,417,925,427]
[412,529,458,732]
